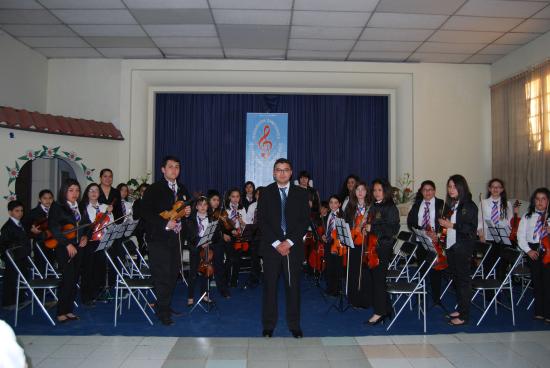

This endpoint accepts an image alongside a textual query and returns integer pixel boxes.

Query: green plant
[127,172,151,200]
[393,173,414,204]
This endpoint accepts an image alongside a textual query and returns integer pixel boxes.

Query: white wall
[491,31,550,83]
[44,58,491,202]
[0,30,47,112]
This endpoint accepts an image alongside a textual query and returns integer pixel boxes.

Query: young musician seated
[438,175,478,326]
[407,180,445,306]
[323,195,344,296]
[79,183,114,306]
[517,187,550,323]
[184,197,215,306]
[23,189,55,275]
[364,179,400,325]
[0,201,31,310]
[48,178,89,323]
[225,188,249,287]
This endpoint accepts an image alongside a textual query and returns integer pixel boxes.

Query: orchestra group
[1,155,549,337]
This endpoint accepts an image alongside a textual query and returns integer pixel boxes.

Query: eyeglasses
[274,168,291,174]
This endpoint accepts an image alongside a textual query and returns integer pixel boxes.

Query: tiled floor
[18,331,550,368]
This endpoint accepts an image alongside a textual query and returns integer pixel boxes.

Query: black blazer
[257,182,310,259]
[140,178,191,243]
[369,201,400,248]
[47,201,90,250]
[443,199,478,243]
[22,204,49,241]
[0,219,31,260]
[183,212,220,251]
[99,187,123,223]
[407,197,444,233]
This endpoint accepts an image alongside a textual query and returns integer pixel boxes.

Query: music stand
[328,218,355,313]
[190,221,220,314]
[485,220,512,246]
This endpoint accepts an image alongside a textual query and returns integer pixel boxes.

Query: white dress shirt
[446,201,459,249]
[417,197,436,230]
[517,212,549,253]
[477,197,513,241]
[272,184,294,249]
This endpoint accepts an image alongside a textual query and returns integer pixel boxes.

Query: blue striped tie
[327,212,335,238]
[280,187,287,235]
[534,212,547,240]
[491,201,499,224]
[422,201,430,229]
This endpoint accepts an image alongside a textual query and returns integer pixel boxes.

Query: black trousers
[187,247,206,300]
[447,241,474,321]
[415,244,443,303]
[347,245,370,308]
[1,256,28,307]
[262,249,302,331]
[210,242,229,293]
[365,243,392,315]
[55,247,82,316]
[80,241,102,303]
[527,254,550,319]
[325,252,343,294]
[148,240,180,318]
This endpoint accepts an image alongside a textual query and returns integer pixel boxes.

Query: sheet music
[197,220,219,248]
[412,228,436,253]
[485,219,512,245]
[334,218,355,249]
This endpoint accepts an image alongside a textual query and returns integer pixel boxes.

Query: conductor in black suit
[141,156,191,325]
[258,158,310,338]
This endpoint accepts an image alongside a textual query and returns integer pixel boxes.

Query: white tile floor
[17,331,550,368]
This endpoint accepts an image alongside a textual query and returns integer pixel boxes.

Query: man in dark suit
[0,200,31,309]
[23,189,55,276]
[141,156,191,325]
[258,158,310,338]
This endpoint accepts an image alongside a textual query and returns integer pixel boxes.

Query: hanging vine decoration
[3,145,95,200]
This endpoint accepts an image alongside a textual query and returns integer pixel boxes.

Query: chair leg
[510,284,515,326]
[15,277,20,327]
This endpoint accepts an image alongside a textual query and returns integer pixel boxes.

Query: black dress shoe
[290,329,303,338]
[262,329,273,338]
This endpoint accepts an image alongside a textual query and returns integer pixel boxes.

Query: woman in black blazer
[48,178,89,322]
[438,174,478,326]
[407,180,445,306]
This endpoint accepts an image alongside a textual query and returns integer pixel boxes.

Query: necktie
[121,201,126,215]
[44,206,49,217]
[491,201,499,224]
[280,187,287,234]
[169,182,177,201]
[422,201,430,229]
[253,207,258,225]
[72,206,81,222]
[534,211,548,241]
[327,212,335,238]
[357,206,364,217]
[198,216,206,236]
[231,206,237,220]
[93,205,100,215]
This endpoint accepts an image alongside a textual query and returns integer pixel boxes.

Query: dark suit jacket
[0,219,32,260]
[183,212,221,252]
[443,199,478,243]
[99,187,123,223]
[407,197,444,233]
[47,201,90,250]
[369,201,400,248]
[257,182,310,259]
[22,204,49,241]
[140,178,191,243]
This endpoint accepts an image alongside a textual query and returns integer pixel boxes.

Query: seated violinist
[23,189,55,275]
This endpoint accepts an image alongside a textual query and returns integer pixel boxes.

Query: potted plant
[393,173,414,216]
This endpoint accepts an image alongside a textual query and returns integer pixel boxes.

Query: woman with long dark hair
[517,187,550,322]
[48,178,89,322]
[438,174,478,326]
[364,178,400,325]
[340,174,360,211]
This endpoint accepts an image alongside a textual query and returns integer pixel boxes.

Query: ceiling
[0,0,549,64]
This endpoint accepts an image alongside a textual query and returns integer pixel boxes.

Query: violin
[426,224,448,271]
[91,200,115,241]
[232,212,249,252]
[44,224,78,249]
[330,228,348,267]
[351,212,365,245]
[30,216,49,239]
[308,225,326,272]
[540,205,550,265]
[509,200,521,243]
[198,244,215,277]
[439,204,454,246]
[159,199,193,221]
[211,208,235,232]
[362,209,380,269]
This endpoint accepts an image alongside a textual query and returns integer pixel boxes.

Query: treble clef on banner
[257,124,273,158]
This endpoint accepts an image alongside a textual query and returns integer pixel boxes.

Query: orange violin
[44,224,78,249]
[330,228,348,267]
[426,224,448,271]
[509,200,521,243]
[308,225,326,272]
[362,210,380,269]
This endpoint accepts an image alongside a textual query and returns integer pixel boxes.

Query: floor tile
[167,344,211,359]
[49,344,98,359]
[407,357,454,368]
[368,358,413,368]
[432,342,479,358]
[64,335,105,345]
[286,346,325,360]
[361,344,404,358]
[139,336,178,346]
[248,346,288,360]
[284,337,322,347]
[355,336,394,345]
[208,346,248,360]
[323,346,365,360]
[131,344,174,360]
[86,344,136,360]
[289,360,330,368]
[321,337,357,346]
[36,357,85,368]
[162,359,206,368]
[120,359,165,368]
[391,335,429,344]
[247,360,289,368]
[329,360,371,368]
[396,344,441,358]
[446,354,498,368]
[209,337,249,346]
[101,336,144,345]
[31,335,72,346]
[78,357,126,368]
[502,341,550,367]
[249,337,286,348]
[205,359,247,368]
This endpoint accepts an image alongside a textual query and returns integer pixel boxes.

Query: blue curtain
[155,93,388,199]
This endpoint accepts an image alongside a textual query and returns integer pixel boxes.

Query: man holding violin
[141,155,191,326]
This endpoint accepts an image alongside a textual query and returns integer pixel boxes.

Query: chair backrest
[400,241,418,256]
[32,240,59,277]
[5,248,31,286]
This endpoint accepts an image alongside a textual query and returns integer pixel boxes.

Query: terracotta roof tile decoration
[0,106,124,141]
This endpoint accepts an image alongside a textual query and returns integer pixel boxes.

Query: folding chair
[32,240,58,278]
[470,247,523,326]
[511,255,531,306]
[121,238,151,278]
[386,251,438,333]
[387,240,418,282]
[105,249,156,326]
[6,248,60,326]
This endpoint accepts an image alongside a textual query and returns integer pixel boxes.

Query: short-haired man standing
[258,158,310,338]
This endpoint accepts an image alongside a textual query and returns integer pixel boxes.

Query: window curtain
[491,60,550,199]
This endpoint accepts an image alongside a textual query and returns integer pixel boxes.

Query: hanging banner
[245,113,288,187]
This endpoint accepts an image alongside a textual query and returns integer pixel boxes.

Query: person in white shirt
[116,183,133,221]
[517,187,550,322]
[225,188,249,287]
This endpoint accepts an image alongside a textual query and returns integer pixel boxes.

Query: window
[525,73,550,152]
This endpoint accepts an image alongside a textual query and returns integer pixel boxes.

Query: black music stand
[328,218,354,313]
[485,220,512,246]
[190,220,220,314]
